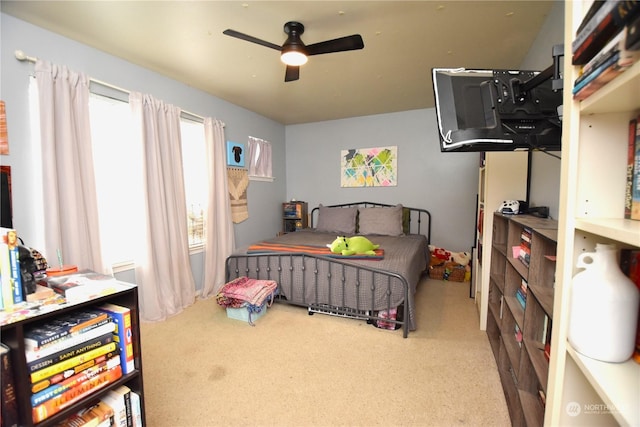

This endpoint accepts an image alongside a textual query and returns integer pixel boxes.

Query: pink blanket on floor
[216,276,278,309]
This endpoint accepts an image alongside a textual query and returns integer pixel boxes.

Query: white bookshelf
[545,2,640,425]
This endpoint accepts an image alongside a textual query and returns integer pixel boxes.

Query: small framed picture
[226,141,245,167]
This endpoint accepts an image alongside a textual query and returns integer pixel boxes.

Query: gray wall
[285,0,564,251]
[286,110,478,252]
[520,0,564,220]
[1,13,287,288]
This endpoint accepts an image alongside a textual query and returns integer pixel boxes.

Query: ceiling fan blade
[306,35,364,56]
[285,65,300,82]
[222,29,282,51]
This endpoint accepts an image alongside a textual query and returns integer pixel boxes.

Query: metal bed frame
[225,202,431,338]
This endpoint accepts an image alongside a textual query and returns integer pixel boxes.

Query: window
[180,119,207,247]
[88,93,208,267]
[247,136,273,181]
[89,93,141,266]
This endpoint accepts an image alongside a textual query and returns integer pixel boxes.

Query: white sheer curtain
[34,60,105,273]
[129,92,196,321]
[201,117,235,297]
[247,136,272,177]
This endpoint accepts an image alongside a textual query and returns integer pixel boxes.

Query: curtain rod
[14,49,205,123]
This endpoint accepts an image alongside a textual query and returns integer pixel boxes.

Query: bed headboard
[310,201,431,244]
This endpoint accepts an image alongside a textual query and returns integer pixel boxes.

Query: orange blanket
[247,241,384,260]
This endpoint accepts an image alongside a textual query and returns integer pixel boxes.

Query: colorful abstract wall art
[340,146,397,187]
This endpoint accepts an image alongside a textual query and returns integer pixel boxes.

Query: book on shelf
[31,363,123,424]
[0,227,24,309]
[54,400,114,427]
[45,269,130,303]
[24,308,111,349]
[518,228,532,267]
[514,324,523,348]
[31,355,120,407]
[27,331,114,374]
[626,117,638,219]
[101,387,128,427]
[572,0,640,65]
[129,390,142,427]
[105,385,133,427]
[573,31,640,101]
[25,321,116,363]
[516,288,527,310]
[97,303,135,375]
[1,343,19,427]
[30,341,118,384]
[30,349,118,395]
[573,1,610,50]
[632,115,640,220]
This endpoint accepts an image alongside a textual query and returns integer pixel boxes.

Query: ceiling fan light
[281,50,307,66]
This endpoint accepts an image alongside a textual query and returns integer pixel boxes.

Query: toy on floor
[328,236,380,256]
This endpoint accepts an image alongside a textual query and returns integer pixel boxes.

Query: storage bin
[226,303,266,325]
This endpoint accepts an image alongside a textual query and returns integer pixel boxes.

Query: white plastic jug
[568,244,640,363]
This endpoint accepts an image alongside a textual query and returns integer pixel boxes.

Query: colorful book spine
[27,332,114,374]
[514,324,523,348]
[30,355,120,407]
[8,245,23,304]
[25,321,116,363]
[97,303,135,375]
[31,364,122,423]
[516,288,527,309]
[30,341,117,384]
[0,227,22,308]
[626,118,637,218]
[24,309,110,349]
[632,116,640,220]
[30,350,117,395]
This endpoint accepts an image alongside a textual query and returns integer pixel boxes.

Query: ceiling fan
[223,21,364,82]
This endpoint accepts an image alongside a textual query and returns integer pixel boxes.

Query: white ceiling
[1,1,554,125]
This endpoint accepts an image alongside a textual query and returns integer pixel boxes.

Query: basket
[429,261,466,282]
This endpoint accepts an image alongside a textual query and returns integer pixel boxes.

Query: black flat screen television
[432,68,563,152]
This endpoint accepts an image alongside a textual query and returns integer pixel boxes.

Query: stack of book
[516,278,528,310]
[572,0,640,101]
[24,307,128,423]
[518,227,532,267]
[53,385,143,427]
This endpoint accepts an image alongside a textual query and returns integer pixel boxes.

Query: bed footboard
[225,253,412,338]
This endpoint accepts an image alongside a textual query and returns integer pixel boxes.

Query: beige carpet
[139,276,510,427]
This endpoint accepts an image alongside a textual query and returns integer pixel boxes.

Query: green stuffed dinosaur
[327,236,380,256]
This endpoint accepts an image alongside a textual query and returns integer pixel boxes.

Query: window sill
[249,175,274,182]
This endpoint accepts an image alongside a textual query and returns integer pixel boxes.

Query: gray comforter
[232,230,429,330]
